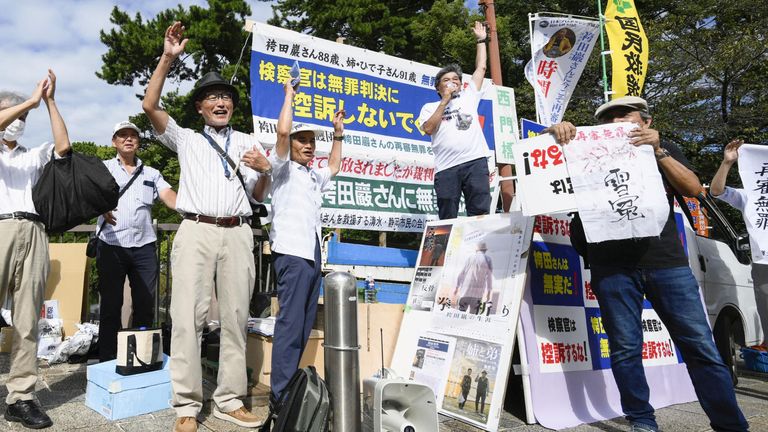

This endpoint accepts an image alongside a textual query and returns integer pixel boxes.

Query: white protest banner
[562,123,668,243]
[391,213,533,431]
[737,144,768,264]
[492,86,519,164]
[512,133,576,216]
[525,15,600,126]
[250,22,498,232]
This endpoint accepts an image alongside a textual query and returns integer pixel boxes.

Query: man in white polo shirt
[143,22,272,432]
[95,121,177,362]
[0,70,70,430]
[418,21,491,220]
[268,78,344,403]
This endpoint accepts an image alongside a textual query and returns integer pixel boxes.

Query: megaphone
[362,369,438,432]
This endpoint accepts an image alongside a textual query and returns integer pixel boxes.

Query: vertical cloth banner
[391,213,533,431]
[562,123,668,242]
[250,22,498,232]
[525,15,600,126]
[605,0,649,97]
[737,144,768,263]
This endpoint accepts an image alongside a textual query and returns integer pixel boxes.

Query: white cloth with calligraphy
[513,133,577,216]
[524,16,600,126]
[562,123,668,243]
[737,144,768,264]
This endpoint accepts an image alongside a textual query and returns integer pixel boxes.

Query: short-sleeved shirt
[418,81,490,173]
[268,153,331,262]
[0,141,56,214]
[97,157,171,248]
[155,117,262,216]
[714,186,747,212]
[587,142,693,269]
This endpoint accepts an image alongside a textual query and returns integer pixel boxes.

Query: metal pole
[480,0,502,86]
[323,271,361,432]
[597,0,611,101]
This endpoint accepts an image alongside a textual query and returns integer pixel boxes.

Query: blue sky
[3,1,483,148]
[1,0,276,148]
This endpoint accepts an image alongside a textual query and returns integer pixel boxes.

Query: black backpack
[261,366,331,432]
[32,151,119,233]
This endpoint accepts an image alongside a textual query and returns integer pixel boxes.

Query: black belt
[184,213,250,227]
[0,212,42,222]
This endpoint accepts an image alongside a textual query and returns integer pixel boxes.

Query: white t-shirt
[418,80,490,173]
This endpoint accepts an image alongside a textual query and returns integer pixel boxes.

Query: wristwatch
[655,148,670,162]
[263,167,273,176]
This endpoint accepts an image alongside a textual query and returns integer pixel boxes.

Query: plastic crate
[740,347,768,373]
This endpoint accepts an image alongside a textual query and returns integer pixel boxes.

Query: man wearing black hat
[544,97,748,432]
[143,21,272,432]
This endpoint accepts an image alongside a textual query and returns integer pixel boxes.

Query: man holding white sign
[419,21,491,220]
[545,96,748,432]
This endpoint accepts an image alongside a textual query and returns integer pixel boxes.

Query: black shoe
[5,400,53,429]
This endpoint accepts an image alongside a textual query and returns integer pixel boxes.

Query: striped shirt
[0,141,56,214]
[268,154,331,261]
[97,157,171,248]
[155,117,263,217]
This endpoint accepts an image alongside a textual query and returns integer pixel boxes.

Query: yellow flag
[605,0,648,98]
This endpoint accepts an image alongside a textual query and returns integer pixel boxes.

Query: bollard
[324,271,361,432]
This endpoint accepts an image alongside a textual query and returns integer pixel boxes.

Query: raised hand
[472,21,487,41]
[42,69,56,103]
[164,21,188,59]
[332,110,346,135]
[723,139,743,164]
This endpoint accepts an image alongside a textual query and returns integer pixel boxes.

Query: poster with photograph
[393,213,534,431]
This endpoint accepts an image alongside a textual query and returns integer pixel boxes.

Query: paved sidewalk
[0,354,765,431]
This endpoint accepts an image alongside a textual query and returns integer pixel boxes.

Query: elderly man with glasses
[143,21,272,432]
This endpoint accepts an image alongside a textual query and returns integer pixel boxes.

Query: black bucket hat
[190,72,239,106]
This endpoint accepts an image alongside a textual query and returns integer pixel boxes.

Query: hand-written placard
[738,144,768,263]
[513,133,576,216]
[562,123,668,243]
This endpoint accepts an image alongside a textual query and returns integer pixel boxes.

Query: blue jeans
[590,265,748,432]
[434,157,490,220]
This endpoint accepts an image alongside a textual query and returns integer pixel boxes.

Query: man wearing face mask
[0,70,70,430]
[268,77,344,405]
[143,22,272,432]
[419,21,491,220]
[545,96,748,432]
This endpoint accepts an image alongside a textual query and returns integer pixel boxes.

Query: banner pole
[597,0,611,102]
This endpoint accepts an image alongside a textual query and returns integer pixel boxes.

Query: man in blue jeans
[546,96,748,432]
[418,21,492,220]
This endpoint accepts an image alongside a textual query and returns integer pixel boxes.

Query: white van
[679,192,762,384]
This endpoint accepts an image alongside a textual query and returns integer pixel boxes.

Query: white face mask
[3,119,25,142]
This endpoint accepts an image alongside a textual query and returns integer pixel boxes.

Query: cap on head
[190,71,239,106]
[112,121,140,136]
[594,96,649,121]
[476,241,488,251]
[290,123,323,138]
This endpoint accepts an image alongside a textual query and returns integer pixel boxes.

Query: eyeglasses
[203,92,233,102]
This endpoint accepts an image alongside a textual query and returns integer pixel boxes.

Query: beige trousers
[169,220,255,417]
[0,220,49,404]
